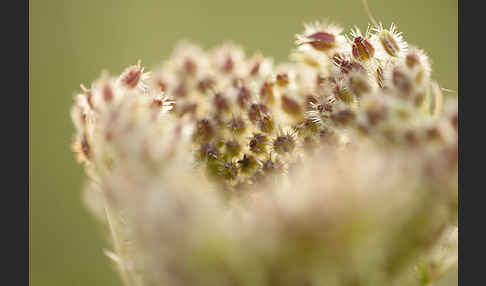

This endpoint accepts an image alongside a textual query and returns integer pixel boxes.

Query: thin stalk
[104,199,132,286]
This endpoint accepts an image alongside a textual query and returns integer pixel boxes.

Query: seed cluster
[71,19,458,286]
[91,22,450,193]
[72,22,456,193]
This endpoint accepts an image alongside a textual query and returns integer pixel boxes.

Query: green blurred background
[29,0,457,285]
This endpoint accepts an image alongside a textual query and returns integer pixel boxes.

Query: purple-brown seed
[352,36,375,61]
[426,126,442,141]
[249,133,269,154]
[213,93,230,112]
[249,62,260,77]
[183,58,197,76]
[406,53,420,69]
[258,115,275,133]
[120,65,143,89]
[450,113,458,131]
[349,75,371,96]
[81,137,90,160]
[223,56,234,73]
[273,134,296,154]
[276,73,289,87]
[392,69,412,93]
[306,95,318,109]
[260,82,275,104]
[331,109,356,125]
[305,31,336,51]
[404,130,419,147]
[178,102,198,117]
[281,95,303,118]
[262,157,283,173]
[228,117,246,135]
[333,56,365,74]
[174,81,187,98]
[376,67,385,88]
[197,78,215,93]
[193,119,214,143]
[103,84,114,102]
[366,106,387,126]
[237,86,251,109]
[156,79,168,92]
[225,140,242,157]
[199,142,219,161]
[248,103,269,122]
[379,30,401,57]
[238,154,259,174]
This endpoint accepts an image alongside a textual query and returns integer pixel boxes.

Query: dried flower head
[71,11,458,286]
